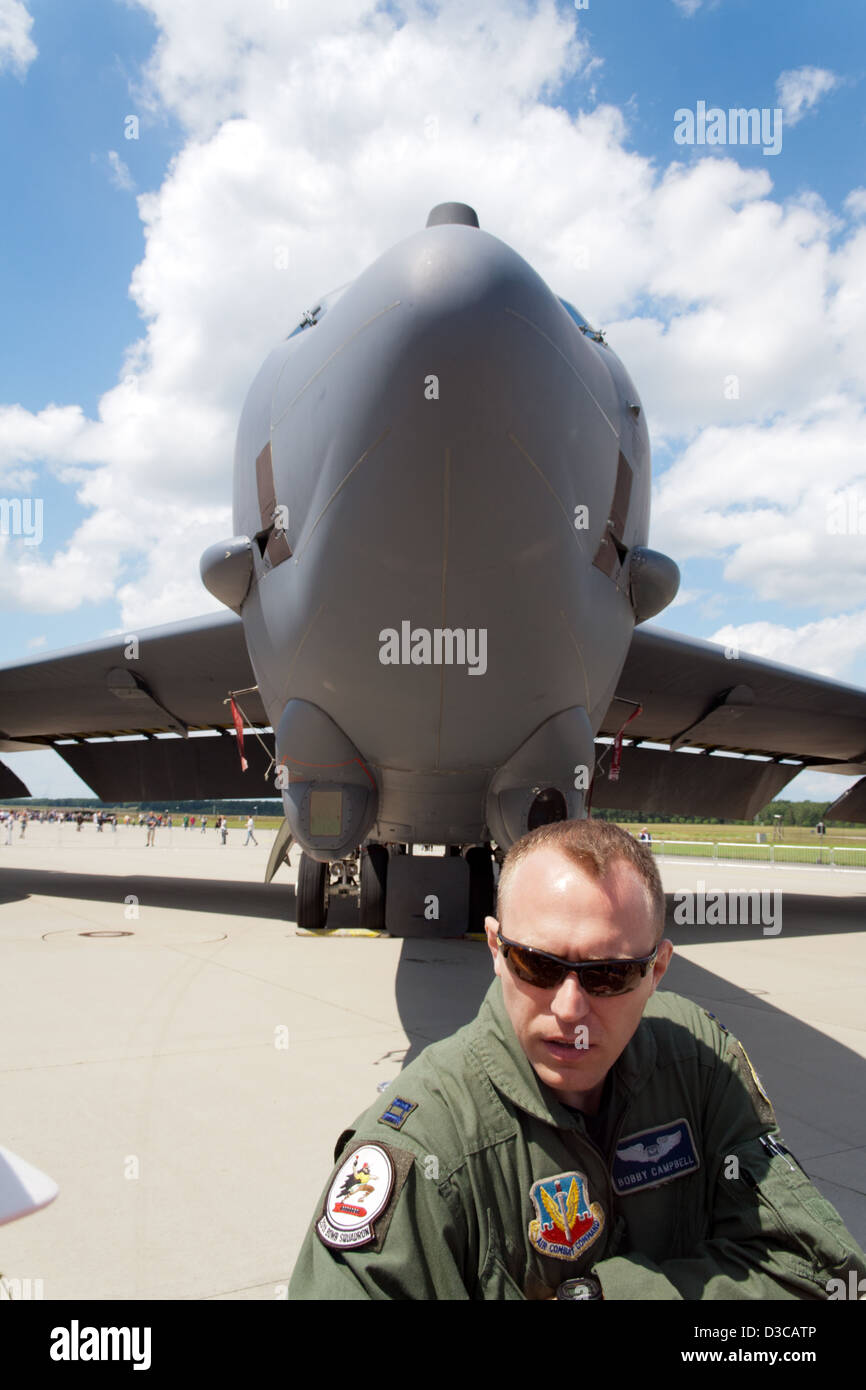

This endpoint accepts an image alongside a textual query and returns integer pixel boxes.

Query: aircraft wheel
[466,845,495,934]
[297,853,329,930]
[359,843,388,930]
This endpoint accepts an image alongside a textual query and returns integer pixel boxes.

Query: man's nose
[550,970,593,1022]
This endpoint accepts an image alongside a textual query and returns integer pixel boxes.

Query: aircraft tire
[359,843,388,930]
[297,853,329,930]
[466,844,495,934]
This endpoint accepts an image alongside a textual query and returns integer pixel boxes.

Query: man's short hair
[496,819,665,943]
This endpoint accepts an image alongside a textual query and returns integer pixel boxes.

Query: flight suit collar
[471,978,658,1130]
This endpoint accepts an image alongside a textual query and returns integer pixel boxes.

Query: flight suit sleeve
[593,1024,866,1301]
[288,1136,475,1300]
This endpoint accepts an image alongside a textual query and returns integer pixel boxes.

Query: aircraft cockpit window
[558,298,607,345]
[286,282,352,339]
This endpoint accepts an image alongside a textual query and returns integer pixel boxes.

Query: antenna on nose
[426,202,480,228]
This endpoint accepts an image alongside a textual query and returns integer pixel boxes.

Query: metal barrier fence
[646,840,866,869]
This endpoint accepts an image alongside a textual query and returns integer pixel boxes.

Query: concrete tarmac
[0,820,864,1300]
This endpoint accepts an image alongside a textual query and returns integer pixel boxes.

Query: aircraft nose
[373,214,559,342]
[254,208,643,779]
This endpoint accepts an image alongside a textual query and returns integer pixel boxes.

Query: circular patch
[316,1143,395,1250]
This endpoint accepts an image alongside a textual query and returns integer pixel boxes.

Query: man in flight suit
[289,819,866,1299]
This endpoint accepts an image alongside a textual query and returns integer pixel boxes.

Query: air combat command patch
[528,1171,605,1261]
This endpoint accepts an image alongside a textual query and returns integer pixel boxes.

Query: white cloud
[667,588,703,609]
[0,0,36,77]
[672,0,704,14]
[107,150,135,192]
[845,189,866,221]
[778,768,860,805]
[710,612,866,681]
[650,404,866,610]
[776,67,840,127]
[0,0,864,655]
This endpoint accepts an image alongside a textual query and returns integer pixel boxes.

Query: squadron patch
[527,1171,605,1262]
[317,1142,410,1251]
[612,1118,700,1194]
[378,1096,417,1131]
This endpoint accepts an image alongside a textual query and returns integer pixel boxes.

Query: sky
[0,0,864,803]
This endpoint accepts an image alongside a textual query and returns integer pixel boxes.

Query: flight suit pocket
[478,1219,528,1300]
[725,1134,851,1291]
[613,1170,703,1260]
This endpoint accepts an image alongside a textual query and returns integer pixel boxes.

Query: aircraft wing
[1,615,864,818]
[594,625,866,821]
[0,612,274,801]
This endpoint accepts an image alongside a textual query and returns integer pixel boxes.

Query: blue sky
[1,0,864,803]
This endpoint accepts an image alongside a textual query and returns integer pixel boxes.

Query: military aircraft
[2,203,865,934]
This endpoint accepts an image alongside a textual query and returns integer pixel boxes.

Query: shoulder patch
[317,1142,415,1252]
[378,1095,417,1130]
[728,1037,776,1128]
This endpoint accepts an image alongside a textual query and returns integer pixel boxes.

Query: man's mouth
[542,1038,594,1059]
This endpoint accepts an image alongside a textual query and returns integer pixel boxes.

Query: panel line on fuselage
[504,307,620,441]
[291,425,393,563]
[506,430,591,559]
[435,445,452,772]
[557,607,593,713]
[271,300,403,430]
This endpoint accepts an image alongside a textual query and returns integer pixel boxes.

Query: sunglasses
[496,929,658,997]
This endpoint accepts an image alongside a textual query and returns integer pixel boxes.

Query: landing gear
[297,853,329,931]
[296,841,498,935]
[359,843,388,930]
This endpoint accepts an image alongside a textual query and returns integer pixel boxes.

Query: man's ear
[649,938,674,995]
[485,916,502,973]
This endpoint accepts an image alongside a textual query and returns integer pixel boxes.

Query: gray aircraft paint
[230,207,661,853]
[3,206,866,837]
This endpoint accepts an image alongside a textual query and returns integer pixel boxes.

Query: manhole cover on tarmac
[78,931,135,938]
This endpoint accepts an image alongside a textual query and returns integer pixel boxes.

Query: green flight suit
[289,982,866,1300]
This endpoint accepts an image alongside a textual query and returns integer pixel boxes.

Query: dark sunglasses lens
[504,941,652,995]
[506,945,565,989]
[578,962,641,996]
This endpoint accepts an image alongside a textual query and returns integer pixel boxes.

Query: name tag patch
[613,1118,700,1195]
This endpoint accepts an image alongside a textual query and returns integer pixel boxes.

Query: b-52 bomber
[2,203,865,934]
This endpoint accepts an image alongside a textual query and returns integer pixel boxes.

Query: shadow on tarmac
[389,894,866,1159]
[0,865,294,919]
[3,864,865,1159]
[2,862,863,1240]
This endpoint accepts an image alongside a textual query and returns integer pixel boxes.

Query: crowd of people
[0,808,262,846]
